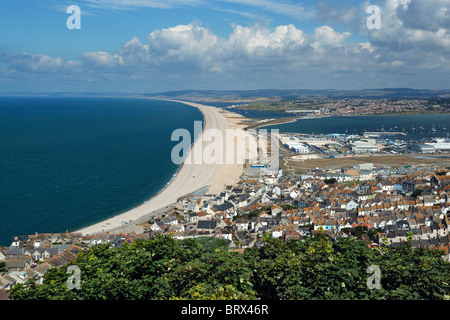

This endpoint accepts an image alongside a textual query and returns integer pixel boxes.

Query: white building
[281,136,310,153]
[406,144,435,154]
[427,142,450,153]
[351,141,380,153]
[284,142,309,153]
[353,163,374,171]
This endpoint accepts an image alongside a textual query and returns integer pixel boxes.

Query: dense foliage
[0,261,6,273]
[9,234,450,300]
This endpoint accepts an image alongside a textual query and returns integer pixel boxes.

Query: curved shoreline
[76,99,247,235]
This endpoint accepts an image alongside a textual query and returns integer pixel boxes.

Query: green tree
[411,189,423,198]
[8,234,450,300]
[324,178,337,185]
[0,261,6,274]
[195,237,229,253]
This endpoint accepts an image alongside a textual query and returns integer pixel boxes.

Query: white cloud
[1,14,450,92]
[147,23,218,57]
[79,0,205,10]
[226,24,306,56]
[7,53,64,73]
[0,22,380,90]
[219,0,316,21]
[316,0,370,33]
[75,0,316,21]
[145,22,219,73]
[81,51,124,68]
[310,25,351,54]
[118,36,151,65]
[396,0,450,32]
[315,0,450,73]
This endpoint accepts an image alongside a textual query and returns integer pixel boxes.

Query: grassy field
[280,153,450,172]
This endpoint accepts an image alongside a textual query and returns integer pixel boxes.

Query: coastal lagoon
[0,97,203,245]
[261,113,450,140]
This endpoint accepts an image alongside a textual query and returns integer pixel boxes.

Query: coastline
[75,99,248,235]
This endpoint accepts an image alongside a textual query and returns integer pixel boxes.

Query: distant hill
[3,88,450,100]
[146,88,450,101]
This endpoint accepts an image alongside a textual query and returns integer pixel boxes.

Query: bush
[9,234,450,300]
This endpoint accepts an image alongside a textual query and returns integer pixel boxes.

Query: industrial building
[280,136,310,153]
[406,144,435,154]
[427,142,450,153]
[285,142,309,153]
[353,163,374,171]
[350,140,380,153]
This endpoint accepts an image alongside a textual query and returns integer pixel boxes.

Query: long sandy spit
[76,99,247,235]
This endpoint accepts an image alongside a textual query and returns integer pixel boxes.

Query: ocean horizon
[0,97,203,246]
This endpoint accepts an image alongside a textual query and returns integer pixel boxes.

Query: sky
[0,0,450,93]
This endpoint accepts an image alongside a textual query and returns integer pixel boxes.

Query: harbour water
[261,113,450,141]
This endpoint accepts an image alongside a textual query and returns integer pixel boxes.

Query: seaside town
[1,97,450,299]
[4,0,450,304]
[2,129,450,298]
[233,97,450,117]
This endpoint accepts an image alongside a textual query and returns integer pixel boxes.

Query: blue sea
[0,97,203,246]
